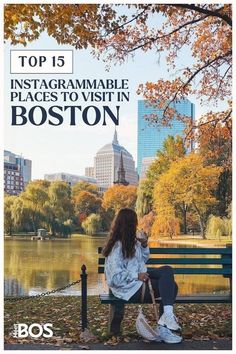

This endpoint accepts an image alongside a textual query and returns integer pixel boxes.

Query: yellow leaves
[102,185,137,213]
[153,152,221,218]
[4,4,104,48]
[151,211,180,238]
[11,14,18,25]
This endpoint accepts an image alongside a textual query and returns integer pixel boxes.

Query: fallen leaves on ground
[79,328,98,343]
[4,296,231,345]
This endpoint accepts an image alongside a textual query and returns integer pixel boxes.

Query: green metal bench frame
[98,245,232,334]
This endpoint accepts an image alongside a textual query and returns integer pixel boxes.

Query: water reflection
[4,278,27,297]
[4,236,229,296]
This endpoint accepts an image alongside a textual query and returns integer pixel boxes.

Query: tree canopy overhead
[5,4,232,136]
[97,4,232,134]
[4,4,115,48]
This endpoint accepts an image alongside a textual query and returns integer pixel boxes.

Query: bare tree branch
[181,51,232,90]
[127,15,208,54]
[102,7,148,37]
[159,50,232,120]
[173,4,232,27]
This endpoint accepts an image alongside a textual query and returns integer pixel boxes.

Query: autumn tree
[4,195,17,235]
[4,4,116,48]
[151,205,181,240]
[73,190,102,216]
[10,196,32,232]
[206,215,231,239]
[5,4,232,136]
[197,120,232,216]
[19,180,49,234]
[43,181,73,236]
[96,4,232,137]
[103,185,137,214]
[72,181,99,197]
[136,135,186,216]
[138,211,155,237]
[5,181,75,236]
[136,179,153,217]
[153,153,221,238]
[82,213,102,235]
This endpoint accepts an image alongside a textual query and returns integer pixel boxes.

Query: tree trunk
[193,202,206,239]
[31,217,37,235]
[182,203,188,234]
[199,217,206,239]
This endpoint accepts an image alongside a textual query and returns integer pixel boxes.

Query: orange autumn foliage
[138,211,155,237]
[4,4,232,140]
[102,185,137,213]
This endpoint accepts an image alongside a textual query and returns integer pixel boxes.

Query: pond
[4,235,229,297]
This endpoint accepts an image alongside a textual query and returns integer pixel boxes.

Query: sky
[4,6,226,180]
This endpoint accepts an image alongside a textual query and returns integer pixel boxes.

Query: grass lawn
[4,296,231,345]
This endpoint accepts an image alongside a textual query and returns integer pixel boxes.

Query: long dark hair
[103,208,138,258]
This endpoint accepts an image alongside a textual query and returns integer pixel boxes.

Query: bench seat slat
[98,267,232,275]
[100,294,232,304]
[98,258,231,265]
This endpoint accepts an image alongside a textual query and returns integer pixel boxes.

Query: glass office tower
[137,100,195,176]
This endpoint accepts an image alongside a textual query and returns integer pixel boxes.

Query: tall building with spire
[94,130,138,189]
[114,152,129,186]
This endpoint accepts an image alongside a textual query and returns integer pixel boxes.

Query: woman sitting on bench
[103,208,182,344]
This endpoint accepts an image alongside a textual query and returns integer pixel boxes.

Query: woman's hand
[139,238,148,248]
[137,230,148,248]
[138,272,149,282]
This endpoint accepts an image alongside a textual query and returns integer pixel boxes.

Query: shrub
[206,215,232,239]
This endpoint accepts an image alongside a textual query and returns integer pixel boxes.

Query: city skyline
[4,101,194,185]
[4,20,228,181]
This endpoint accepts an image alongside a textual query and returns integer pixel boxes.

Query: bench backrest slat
[98,246,231,255]
[98,246,232,276]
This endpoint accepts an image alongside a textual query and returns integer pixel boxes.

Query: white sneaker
[153,335,162,343]
[156,325,183,344]
[158,313,181,331]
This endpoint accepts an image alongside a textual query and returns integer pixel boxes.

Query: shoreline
[4,233,106,241]
[5,234,231,247]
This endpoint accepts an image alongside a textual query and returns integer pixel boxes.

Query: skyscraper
[137,100,195,175]
[94,130,138,189]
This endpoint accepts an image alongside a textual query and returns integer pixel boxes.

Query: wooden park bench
[97,245,232,334]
